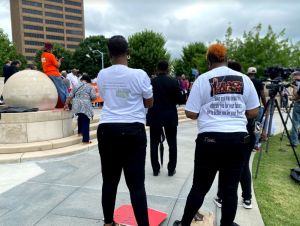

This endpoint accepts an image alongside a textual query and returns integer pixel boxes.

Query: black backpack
[290,168,300,183]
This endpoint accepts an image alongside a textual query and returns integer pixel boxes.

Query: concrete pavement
[0,121,265,226]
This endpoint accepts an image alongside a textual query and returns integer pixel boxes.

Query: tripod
[279,101,294,147]
[254,87,300,179]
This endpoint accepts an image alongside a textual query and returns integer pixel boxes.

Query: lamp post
[88,47,104,69]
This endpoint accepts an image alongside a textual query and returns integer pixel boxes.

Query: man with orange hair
[41,42,68,108]
[174,44,259,226]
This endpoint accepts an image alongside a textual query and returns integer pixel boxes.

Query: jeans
[290,102,300,146]
[97,123,149,226]
[181,132,247,226]
[77,113,90,142]
[150,126,177,173]
[48,76,68,105]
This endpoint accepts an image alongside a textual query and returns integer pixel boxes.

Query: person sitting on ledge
[41,42,68,108]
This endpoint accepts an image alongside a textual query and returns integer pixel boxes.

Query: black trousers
[150,126,177,173]
[97,123,149,226]
[77,113,90,142]
[181,132,248,226]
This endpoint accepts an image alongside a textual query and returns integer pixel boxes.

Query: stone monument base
[0,109,73,144]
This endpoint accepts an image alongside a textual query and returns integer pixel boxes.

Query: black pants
[97,123,149,226]
[150,126,177,173]
[181,132,248,226]
[217,131,255,200]
[77,113,90,142]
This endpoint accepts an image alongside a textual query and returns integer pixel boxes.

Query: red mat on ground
[114,205,168,226]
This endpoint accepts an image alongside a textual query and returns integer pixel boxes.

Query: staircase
[0,107,189,164]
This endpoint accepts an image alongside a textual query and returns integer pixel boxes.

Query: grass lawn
[253,134,300,226]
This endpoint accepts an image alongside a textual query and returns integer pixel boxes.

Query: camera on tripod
[264,67,296,97]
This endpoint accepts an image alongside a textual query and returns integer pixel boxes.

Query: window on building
[46,35,65,41]
[24,24,44,31]
[45,11,63,18]
[46,0,63,3]
[67,37,82,42]
[66,22,82,28]
[26,56,35,61]
[22,8,43,15]
[45,19,64,26]
[66,30,82,35]
[25,48,38,53]
[67,44,79,49]
[22,0,42,7]
[64,0,82,7]
[25,40,44,46]
[46,27,64,33]
[65,15,81,21]
[24,32,44,38]
[45,4,63,11]
[23,16,43,23]
[65,7,82,14]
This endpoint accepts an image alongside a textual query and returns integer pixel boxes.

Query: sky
[1,0,300,58]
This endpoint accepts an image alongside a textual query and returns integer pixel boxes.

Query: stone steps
[0,107,189,163]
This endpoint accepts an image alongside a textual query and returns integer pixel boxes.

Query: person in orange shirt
[41,42,68,108]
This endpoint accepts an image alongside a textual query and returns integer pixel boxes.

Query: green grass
[253,134,300,226]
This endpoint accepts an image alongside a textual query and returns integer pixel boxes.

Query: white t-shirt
[66,72,79,89]
[97,64,153,124]
[185,66,259,133]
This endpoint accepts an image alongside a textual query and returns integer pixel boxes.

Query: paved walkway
[0,121,266,226]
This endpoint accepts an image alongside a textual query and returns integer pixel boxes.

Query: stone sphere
[3,70,58,111]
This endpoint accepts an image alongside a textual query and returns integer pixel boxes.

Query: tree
[128,30,170,76]
[180,42,207,78]
[34,43,75,72]
[73,35,111,78]
[0,28,27,76]
[222,24,300,77]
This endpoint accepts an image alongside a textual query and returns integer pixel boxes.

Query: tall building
[10,0,85,64]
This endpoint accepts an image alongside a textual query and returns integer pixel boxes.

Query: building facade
[10,0,85,64]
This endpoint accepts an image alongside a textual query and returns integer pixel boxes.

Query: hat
[44,42,53,51]
[247,67,257,74]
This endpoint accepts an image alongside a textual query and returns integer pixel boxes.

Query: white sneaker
[243,199,253,209]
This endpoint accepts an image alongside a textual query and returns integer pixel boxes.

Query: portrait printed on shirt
[208,75,245,117]
[209,75,244,97]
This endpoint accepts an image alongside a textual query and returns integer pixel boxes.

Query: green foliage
[34,43,75,72]
[73,35,111,78]
[181,42,207,78]
[128,30,170,76]
[223,24,299,76]
[0,28,27,76]
[253,134,300,226]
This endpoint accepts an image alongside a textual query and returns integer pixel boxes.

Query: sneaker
[214,197,222,208]
[173,220,181,226]
[153,170,160,176]
[168,169,176,176]
[243,199,253,209]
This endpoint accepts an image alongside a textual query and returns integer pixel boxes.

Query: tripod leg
[275,99,300,167]
[265,99,276,153]
[255,100,271,178]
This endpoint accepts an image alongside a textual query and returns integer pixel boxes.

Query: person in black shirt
[147,60,183,176]
[4,60,21,83]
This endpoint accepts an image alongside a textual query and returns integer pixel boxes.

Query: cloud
[1,0,300,58]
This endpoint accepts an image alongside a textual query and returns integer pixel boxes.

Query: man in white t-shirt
[97,35,153,226]
[174,44,259,226]
[66,68,79,89]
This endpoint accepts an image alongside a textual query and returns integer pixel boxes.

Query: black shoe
[232,222,240,226]
[173,220,181,226]
[153,170,160,176]
[168,169,176,176]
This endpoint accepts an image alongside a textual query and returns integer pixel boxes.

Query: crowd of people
[2,37,300,226]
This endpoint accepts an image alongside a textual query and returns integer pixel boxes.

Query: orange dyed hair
[206,43,227,63]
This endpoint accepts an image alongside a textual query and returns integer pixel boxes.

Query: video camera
[263,67,298,97]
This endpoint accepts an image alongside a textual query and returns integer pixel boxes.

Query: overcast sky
[1,0,300,58]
